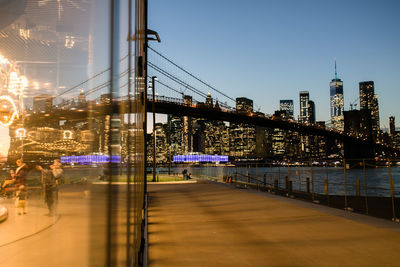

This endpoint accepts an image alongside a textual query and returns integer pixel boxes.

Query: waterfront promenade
[0,188,92,266]
[1,180,400,266]
[148,180,400,266]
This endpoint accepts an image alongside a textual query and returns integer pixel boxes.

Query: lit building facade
[236,97,253,113]
[308,100,315,124]
[168,115,184,156]
[33,94,53,113]
[359,81,380,139]
[279,99,294,119]
[230,97,256,157]
[299,91,309,123]
[203,120,229,155]
[389,116,395,136]
[329,61,344,131]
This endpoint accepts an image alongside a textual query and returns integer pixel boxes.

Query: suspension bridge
[25,46,398,159]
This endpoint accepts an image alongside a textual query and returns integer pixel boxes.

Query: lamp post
[151,76,157,182]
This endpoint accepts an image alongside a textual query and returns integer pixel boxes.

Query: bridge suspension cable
[147,75,183,95]
[148,61,209,100]
[55,54,129,98]
[85,68,131,97]
[148,46,236,103]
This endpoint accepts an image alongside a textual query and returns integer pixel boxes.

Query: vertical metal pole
[142,0,149,265]
[344,159,348,209]
[363,159,369,215]
[278,165,281,189]
[168,145,171,175]
[298,167,301,191]
[126,0,133,262]
[324,178,328,195]
[355,179,360,196]
[143,0,148,199]
[388,159,396,220]
[247,164,249,185]
[270,163,272,190]
[108,0,120,266]
[326,162,329,205]
[311,160,314,201]
[256,163,258,185]
[152,77,156,182]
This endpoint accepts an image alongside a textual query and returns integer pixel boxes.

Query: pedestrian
[50,159,64,201]
[36,165,57,216]
[182,169,187,180]
[51,159,64,185]
[14,159,28,186]
[1,159,28,190]
[15,185,27,215]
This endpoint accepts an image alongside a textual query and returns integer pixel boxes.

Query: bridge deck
[148,181,400,266]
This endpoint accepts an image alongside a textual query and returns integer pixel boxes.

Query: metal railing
[178,159,400,222]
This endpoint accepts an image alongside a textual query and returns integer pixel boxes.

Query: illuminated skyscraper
[230,97,256,157]
[359,81,380,139]
[236,97,253,113]
[308,100,315,124]
[389,116,395,136]
[299,91,309,123]
[329,60,344,131]
[279,99,294,119]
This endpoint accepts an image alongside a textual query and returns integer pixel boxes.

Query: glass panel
[0,1,145,266]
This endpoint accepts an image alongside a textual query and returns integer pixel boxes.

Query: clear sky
[148,0,400,128]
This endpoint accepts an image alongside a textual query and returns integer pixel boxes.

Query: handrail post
[388,159,396,221]
[310,159,314,201]
[363,159,369,215]
[344,159,348,209]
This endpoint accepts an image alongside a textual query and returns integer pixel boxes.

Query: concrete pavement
[0,189,92,267]
[148,180,400,266]
[0,198,57,247]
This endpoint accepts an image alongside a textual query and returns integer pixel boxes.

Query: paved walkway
[148,180,400,266]
[0,190,92,267]
[0,199,57,247]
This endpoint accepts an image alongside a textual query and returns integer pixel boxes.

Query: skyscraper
[280,100,294,119]
[389,116,395,136]
[33,94,53,113]
[329,60,344,131]
[183,95,193,153]
[308,100,315,124]
[359,81,380,139]
[299,91,309,123]
[236,97,253,113]
[230,97,256,157]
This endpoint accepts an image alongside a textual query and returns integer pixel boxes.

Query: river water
[162,165,400,197]
[2,164,399,197]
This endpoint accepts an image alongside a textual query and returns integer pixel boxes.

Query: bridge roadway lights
[0,204,8,223]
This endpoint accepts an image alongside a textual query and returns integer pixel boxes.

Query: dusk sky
[148,0,400,127]
[1,0,400,156]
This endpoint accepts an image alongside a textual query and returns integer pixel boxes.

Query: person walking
[36,165,57,216]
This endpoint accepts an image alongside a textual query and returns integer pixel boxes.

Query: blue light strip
[172,154,228,163]
[60,155,121,165]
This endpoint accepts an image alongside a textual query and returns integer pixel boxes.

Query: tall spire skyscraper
[329,59,344,131]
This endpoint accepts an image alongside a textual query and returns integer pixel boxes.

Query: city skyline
[1,1,400,157]
[148,0,400,127]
